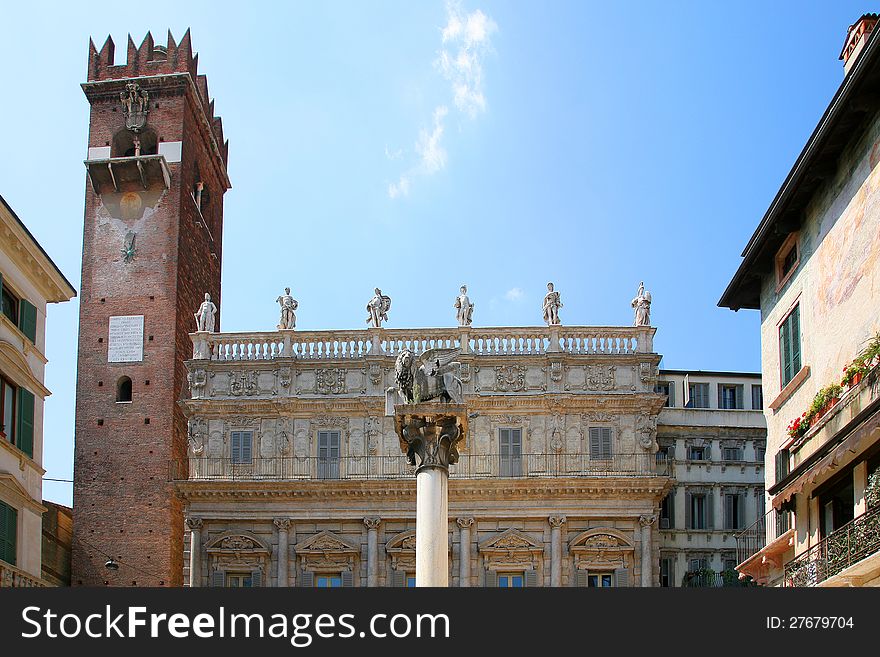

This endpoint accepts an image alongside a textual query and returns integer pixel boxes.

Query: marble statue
[276,287,298,329]
[542,282,562,326]
[194,293,217,332]
[386,348,464,414]
[366,288,392,327]
[454,285,474,327]
[631,281,652,327]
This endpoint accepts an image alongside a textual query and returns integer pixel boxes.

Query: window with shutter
[779,305,801,387]
[0,273,20,326]
[484,570,497,587]
[0,501,17,566]
[588,573,614,587]
[18,299,37,344]
[251,569,262,587]
[16,387,34,459]
[613,568,630,587]
[706,491,715,530]
[751,385,764,410]
[341,571,354,587]
[231,431,253,464]
[299,571,315,588]
[390,570,406,587]
[0,377,16,445]
[589,427,612,459]
[574,570,588,587]
[499,428,522,476]
[524,570,538,587]
[211,570,225,587]
[318,431,340,479]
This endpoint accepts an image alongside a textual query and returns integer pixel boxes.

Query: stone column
[456,517,474,587]
[364,517,381,587]
[274,518,291,587]
[186,517,203,587]
[639,515,657,587]
[549,515,566,587]
[394,405,467,587]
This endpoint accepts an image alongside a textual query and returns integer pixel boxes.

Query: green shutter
[791,305,801,373]
[0,272,4,317]
[18,299,37,344]
[16,387,35,459]
[0,502,17,566]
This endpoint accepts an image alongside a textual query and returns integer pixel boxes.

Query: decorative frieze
[316,368,347,395]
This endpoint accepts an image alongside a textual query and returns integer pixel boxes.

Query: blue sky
[0,1,872,505]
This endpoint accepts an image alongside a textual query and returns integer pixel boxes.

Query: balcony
[736,507,791,566]
[172,452,671,482]
[783,504,880,587]
[682,569,756,588]
[84,154,171,195]
[189,325,656,362]
[0,561,51,587]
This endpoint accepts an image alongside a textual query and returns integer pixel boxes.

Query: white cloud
[387,1,496,199]
[388,175,410,199]
[504,287,523,301]
[384,145,403,160]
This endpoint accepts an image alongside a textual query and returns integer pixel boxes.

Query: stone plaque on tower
[107,315,144,363]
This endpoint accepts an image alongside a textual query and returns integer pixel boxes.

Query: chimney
[840,13,879,74]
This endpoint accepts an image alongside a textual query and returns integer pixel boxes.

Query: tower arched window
[112,128,158,158]
[116,376,132,403]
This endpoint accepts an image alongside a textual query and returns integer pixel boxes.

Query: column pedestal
[274,518,290,587]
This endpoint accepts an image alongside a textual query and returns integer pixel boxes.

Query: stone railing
[783,504,880,587]
[173,452,669,481]
[190,326,655,362]
[0,561,51,588]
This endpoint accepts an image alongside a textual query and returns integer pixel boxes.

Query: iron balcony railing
[784,504,880,587]
[681,570,756,588]
[172,452,671,482]
[735,506,791,567]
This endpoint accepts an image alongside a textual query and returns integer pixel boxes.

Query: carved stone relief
[316,368,347,395]
[229,371,259,397]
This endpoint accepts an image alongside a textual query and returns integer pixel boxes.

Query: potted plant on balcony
[787,413,809,441]
[841,357,868,389]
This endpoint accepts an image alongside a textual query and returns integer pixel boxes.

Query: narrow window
[0,501,17,566]
[116,376,132,403]
[317,431,340,479]
[231,431,253,464]
[589,427,613,459]
[751,384,764,410]
[499,428,522,476]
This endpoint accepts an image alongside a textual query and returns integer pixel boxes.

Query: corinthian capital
[273,518,292,530]
[456,517,475,529]
[549,515,567,528]
[363,517,381,530]
[185,517,203,530]
[639,515,657,528]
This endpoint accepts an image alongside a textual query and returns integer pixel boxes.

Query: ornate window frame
[569,528,634,573]
[206,531,270,586]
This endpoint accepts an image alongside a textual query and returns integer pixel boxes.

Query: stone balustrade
[0,561,50,587]
[191,326,655,362]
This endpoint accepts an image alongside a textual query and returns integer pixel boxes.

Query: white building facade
[0,195,76,587]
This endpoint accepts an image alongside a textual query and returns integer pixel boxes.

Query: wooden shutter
[341,571,354,587]
[299,571,314,588]
[738,492,746,530]
[735,385,744,410]
[524,569,538,587]
[667,382,674,407]
[706,491,714,530]
[589,428,601,459]
[575,570,588,587]
[390,570,406,587]
[0,501,17,566]
[0,272,4,316]
[18,299,37,344]
[614,568,630,587]
[251,569,262,587]
[716,384,723,409]
[601,428,612,458]
[485,570,497,587]
[242,432,252,463]
[790,305,800,373]
[685,491,692,529]
[231,432,241,462]
[16,387,34,459]
[212,570,225,587]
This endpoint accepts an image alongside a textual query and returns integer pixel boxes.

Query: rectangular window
[687,446,706,461]
[499,428,522,477]
[755,443,766,464]
[751,384,764,410]
[779,305,801,388]
[587,573,613,587]
[1,280,18,326]
[316,575,342,588]
[775,508,791,536]
[226,573,253,587]
[775,449,790,484]
[1,377,16,445]
[0,501,16,566]
[722,447,743,461]
[688,493,708,530]
[230,431,253,464]
[317,431,341,480]
[406,574,416,588]
[688,558,708,573]
[589,427,612,459]
[659,557,674,587]
[655,381,674,407]
[497,572,524,588]
[723,558,737,573]
[718,384,744,410]
[659,493,674,529]
[687,383,710,408]
[724,493,743,530]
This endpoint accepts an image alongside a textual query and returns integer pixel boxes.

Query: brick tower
[72,31,229,585]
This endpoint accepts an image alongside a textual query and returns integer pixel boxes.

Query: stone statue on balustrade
[194,292,217,332]
[385,348,464,415]
[276,287,298,330]
[542,282,562,326]
[366,288,392,328]
[454,285,474,327]
[631,281,652,327]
